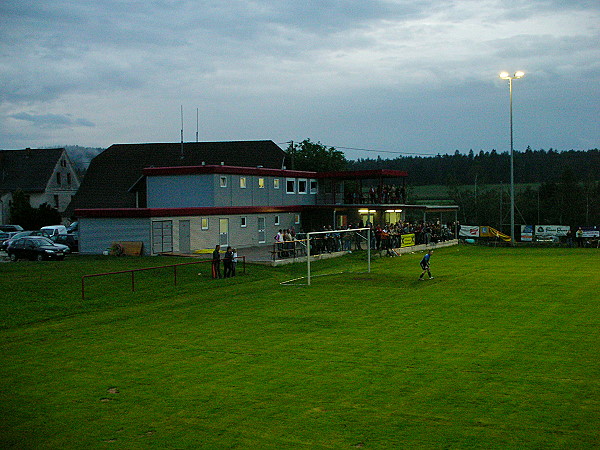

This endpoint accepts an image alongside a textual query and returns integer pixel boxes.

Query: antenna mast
[196,108,199,142]
[180,105,184,160]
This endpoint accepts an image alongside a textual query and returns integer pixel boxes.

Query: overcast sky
[1,0,598,159]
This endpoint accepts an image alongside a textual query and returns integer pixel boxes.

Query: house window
[274,178,280,189]
[201,218,209,230]
[220,176,227,188]
[286,178,295,194]
[54,195,59,208]
[275,215,280,226]
[241,217,247,228]
[240,177,247,188]
[67,173,72,185]
[295,214,300,224]
[258,178,265,189]
[56,173,61,185]
[310,179,318,194]
[298,179,308,194]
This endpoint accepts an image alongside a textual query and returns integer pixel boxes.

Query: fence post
[132,272,135,292]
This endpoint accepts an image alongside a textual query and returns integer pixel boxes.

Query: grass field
[1,246,599,448]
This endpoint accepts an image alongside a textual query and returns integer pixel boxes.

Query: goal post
[306,227,371,286]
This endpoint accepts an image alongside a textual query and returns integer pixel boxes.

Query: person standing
[232,248,238,276]
[576,227,584,247]
[223,246,234,278]
[212,245,222,279]
[419,250,434,280]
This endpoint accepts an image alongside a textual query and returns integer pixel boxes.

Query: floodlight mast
[499,71,524,245]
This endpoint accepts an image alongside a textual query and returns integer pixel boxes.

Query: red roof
[144,165,316,178]
[142,165,408,179]
[76,205,305,218]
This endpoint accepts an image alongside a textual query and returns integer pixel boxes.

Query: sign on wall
[521,225,534,242]
[535,225,570,237]
[459,226,480,238]
[400,234,415,248]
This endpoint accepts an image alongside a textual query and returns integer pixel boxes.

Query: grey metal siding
[147,175,214,208]
[147,173,317,208]
[79,218,151,255]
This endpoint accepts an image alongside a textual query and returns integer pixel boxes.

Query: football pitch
[1,246,598,448]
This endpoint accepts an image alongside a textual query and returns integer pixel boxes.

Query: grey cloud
[10,112,95,129]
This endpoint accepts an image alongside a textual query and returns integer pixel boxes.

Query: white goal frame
[305,227,371,286]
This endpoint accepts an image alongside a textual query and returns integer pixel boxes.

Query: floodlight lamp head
[514,71,525,78]
[499,71,510,79]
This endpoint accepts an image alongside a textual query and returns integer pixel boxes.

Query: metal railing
[81,256,246,301]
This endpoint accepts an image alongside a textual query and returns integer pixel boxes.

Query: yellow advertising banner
[401,233,415,248]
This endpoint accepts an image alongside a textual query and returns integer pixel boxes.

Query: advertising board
[535,225,570,237]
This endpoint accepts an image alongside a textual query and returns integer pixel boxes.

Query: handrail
[81,256,246,301]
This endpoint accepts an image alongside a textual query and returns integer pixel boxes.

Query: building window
[54,195,59,208]
[274,178,280,189]
[201,218,209,230]
[295,214,300,224]
[298,179,308,194]
[286,178,295,194]
[275,215,280,226]
[310,179,318,194]
[220,176,227,188]
[67,173,72,185]
[258,178,265,189]
[240,177,246,188]
[56,173,61,185]
[241,217,247,228]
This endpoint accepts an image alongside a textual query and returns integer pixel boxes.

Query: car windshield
[33,237,55,246]
[11,231,30,240]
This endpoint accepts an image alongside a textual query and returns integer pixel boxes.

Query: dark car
[0,225,24,233]
[7,236,69,261]
[1,230,40,251]
[51,234,79,252]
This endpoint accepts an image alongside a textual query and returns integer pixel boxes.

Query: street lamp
[499,71,524,245]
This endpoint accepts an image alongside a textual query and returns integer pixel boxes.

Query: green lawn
[1,247,599,448]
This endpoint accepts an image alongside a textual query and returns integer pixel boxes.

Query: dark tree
[286,139,347,172]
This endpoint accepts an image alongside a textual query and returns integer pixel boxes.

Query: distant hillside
[64,146,105,176]
[348,148,600,186]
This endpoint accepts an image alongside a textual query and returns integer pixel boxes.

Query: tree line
[347,147,600,186]
[286,141,599,228]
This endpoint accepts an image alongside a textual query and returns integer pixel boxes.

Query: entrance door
[179,220,190,254]
[219,218,229,246]
[152,220,173,254]
[258,217,266,243]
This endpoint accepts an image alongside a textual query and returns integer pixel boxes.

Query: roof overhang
[76,205,305,218]
[143,164,317,178]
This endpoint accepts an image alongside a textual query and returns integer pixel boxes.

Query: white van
[40,225,68,237]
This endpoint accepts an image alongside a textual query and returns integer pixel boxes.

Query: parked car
[0,232,11,249]
[1,230,38,251]
[40,225,68,237]
[0,225,24,233]
[7,236,69,261]
[51,234,79,252]
[67,221,78,233]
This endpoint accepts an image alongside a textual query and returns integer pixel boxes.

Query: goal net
[281,227,371,286]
